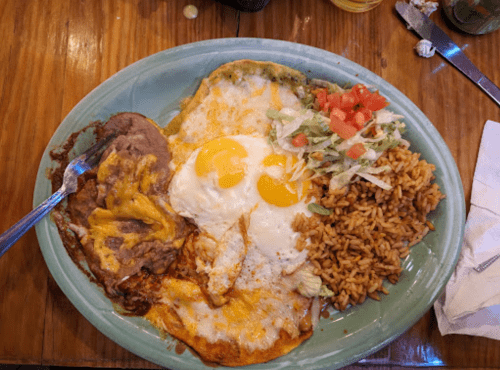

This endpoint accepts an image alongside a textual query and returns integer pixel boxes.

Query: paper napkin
[434,120,500,340]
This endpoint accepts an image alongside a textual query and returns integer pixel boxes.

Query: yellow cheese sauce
[167,74,302,171]
[149,277,310,353]
[87,151,179,273]
[71,63,315,363]
[270,81,283,111]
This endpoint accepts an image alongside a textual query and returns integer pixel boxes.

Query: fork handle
[0,187,68,258]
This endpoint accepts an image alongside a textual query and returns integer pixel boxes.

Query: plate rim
[34,37,466,370]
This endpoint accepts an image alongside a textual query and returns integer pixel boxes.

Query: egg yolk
[195,137,248,188]
[257,154,310,207]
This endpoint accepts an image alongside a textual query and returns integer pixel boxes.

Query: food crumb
[175,342,187,355]
[344,329,348,334]
[183,5,198,19]
[414,39,436,58]
[410,0,439,16]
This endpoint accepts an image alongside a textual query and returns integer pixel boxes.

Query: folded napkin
[434,120,500,340]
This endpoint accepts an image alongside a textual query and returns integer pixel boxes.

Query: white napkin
[434,120,500,340]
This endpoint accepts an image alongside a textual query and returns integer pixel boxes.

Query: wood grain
[0,0,499,368]
[0,0,236,367]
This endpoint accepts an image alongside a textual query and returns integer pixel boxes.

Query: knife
[395,1,500,107]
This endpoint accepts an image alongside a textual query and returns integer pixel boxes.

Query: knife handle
[477,75,500,107]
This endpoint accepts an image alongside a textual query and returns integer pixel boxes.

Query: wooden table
[1,0,499,368]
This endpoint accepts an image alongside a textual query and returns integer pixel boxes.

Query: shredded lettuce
[369,136,401,152]
[266,109,295,122]
[357,172,392,190]
[319,285,335,297]
[310,79,345,94]
[374,109,404,124]
[308,203,333,216]
[267,94,407,192]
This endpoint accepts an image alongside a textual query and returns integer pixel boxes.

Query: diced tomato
[346,143,367,160]
[346,118,364,131]
[329,116,342,132]
[340,91,359,110]
[330,107,346,122]
[329,117,357,140]
[343,109,355,122]
[326,92,342,109]
[316,89,328,109]
[316,89,328,104]
[346,120,360,131]
[291,133,309,147]
[363,93,388,111]
[344,108,367,130]
[358,107,372,121]
[352,84,371,101]
[353,111,368,128]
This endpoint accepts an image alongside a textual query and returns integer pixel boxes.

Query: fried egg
[166,67,304,171]
[150,60,319,365]
[168,134,313,301]
[169,135,271,240]
[163,133,316,358]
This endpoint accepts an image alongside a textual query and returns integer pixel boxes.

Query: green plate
[34,38,465,370]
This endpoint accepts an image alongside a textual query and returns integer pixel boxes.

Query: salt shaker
[442,0,500,35]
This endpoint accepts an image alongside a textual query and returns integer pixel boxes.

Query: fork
[473,254,500,273]
[0,133,116,258]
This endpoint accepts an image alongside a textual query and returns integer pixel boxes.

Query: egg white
[167,75,303,171]
[169,134,313,290]
[148,62,326,358]
[168,135,273,240]
[248,199,311,276]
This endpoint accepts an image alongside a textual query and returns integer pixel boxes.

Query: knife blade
[395,1,500,107]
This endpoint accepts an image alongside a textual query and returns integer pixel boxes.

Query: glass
[330,0,383,12]
[443,0,500,35]
[217,0,271,12]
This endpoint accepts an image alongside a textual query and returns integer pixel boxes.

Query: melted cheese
[270,81,283,111]
[145,61,316,364]
[167,75,301,170]
[194,221,248,306]
[87,151,178,272]
[152,276,310,353]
